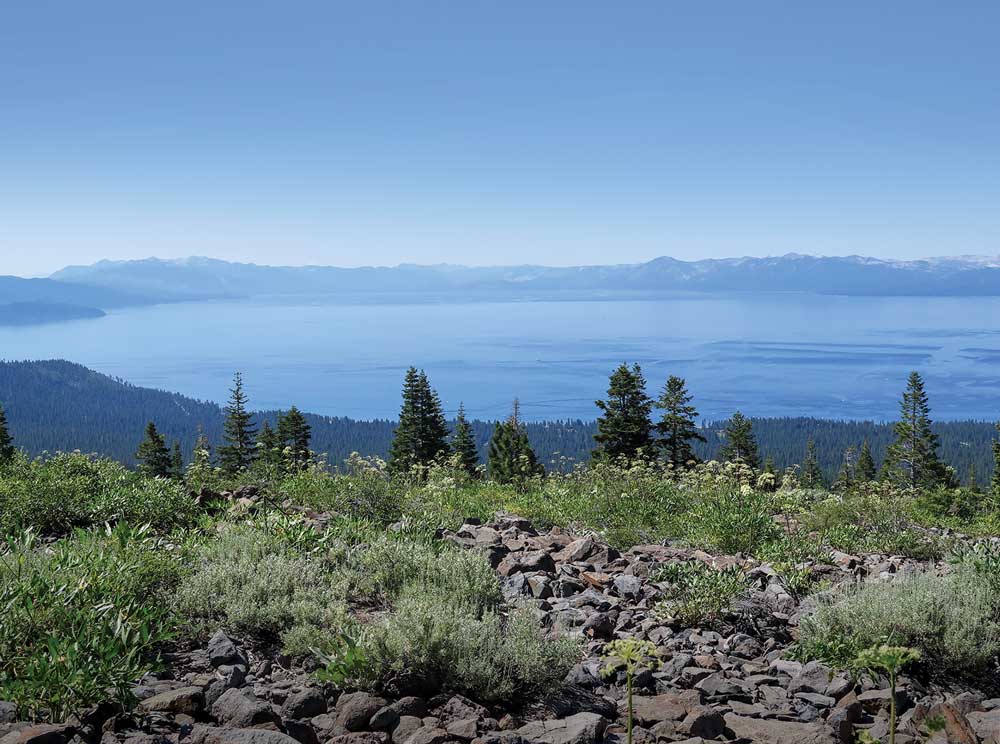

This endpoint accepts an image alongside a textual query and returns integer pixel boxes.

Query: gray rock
[681,707,724,739]
[327,735,388,744]
[180,728,300,744]
[207,630,246,668]
[723,713,836,744]
[516,713,607,744]
[0,724,76,744]
[497,550,556,577]
[400,728,449,744]
[138,687,204,715]
[0,705,15,726]
[335,692,389,733]
[788,661,832,695]
[392,716,424,743]
[210,689,278,728]
[280,688,327,720]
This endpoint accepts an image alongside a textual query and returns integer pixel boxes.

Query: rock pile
[3,514,997,744]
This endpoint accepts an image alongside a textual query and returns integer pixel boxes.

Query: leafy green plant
[602,639,660,744]
[0,524,180,720]
[651,561,751,626]
[855,645,920,744]
[313,630,371,688]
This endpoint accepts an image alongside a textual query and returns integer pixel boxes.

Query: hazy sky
[3,1,999,276]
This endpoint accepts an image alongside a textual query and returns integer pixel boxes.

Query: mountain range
[3,253,1000,325]
[48,253,1000,302]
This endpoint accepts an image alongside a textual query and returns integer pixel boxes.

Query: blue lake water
[2,293,1000,421]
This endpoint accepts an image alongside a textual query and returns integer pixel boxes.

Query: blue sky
[2,1,999,276]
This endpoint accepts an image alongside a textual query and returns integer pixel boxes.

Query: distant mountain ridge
[50,253,1000,299]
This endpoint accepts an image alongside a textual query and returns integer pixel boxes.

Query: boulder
[516,713,607,744]
[280,688,327,720]
[186,727,300,744]
[723,713,836,744]
[335,693,389,733]
[207,630,246,668]
[138,687,204,715]
[210,689,279,728]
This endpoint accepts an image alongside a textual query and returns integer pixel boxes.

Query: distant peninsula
[0,302,106,326]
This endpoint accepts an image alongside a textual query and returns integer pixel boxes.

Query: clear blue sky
[2,1,999,276]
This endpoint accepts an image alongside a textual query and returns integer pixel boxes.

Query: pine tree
[451,403,479,477]
[218,372,257,475]
[487,400,543,485]
[136,421,172,478]
[0,404,14,463]
[257,420,284,469]
[654,375,705,471]
[170,440,184,479]
[719,411,760,469]
[965,461,980,493]
[993,422,1000,501]
[801,437,824,488]
[883,371,948,490]
[593,363,654,462]
[388,367,450,474]
[760,456,779,492]
[834,446,855,492]
[856,439,877,483]
[277,406,312,469]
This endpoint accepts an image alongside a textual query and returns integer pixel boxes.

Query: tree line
[2,359,999,492]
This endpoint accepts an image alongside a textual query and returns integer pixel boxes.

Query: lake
[2,293,1000,421]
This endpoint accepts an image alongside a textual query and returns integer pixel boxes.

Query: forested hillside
[1,359,997,483]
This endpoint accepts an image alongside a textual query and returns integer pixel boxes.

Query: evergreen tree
[654,375,705,471]
[592,363,654,462]
[487,400,543,485]
[719,411,760,469]
[218,372,257,475]
[170,440,184,479]
[834,446,855,492]
[883,371,948,490]
[451,403,479,477]
[388,367,450,474]
[135,421,172,478]
[993,422,1000,501]
[257,420,284,469]
[277,406,312,469]
[856,439,877,483]
[0,404,14,463]
[965,461,980,493]
[801,437,824,488]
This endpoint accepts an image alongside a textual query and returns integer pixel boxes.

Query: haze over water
[3,293,999,422]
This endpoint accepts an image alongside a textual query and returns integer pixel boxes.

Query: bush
[0,524,180,720]
[0,452,196,536]
[684,485,780,555]
[651,561,752,626]
[173,523,350,655]
[796,560,1000,674]
[365,594,579,702]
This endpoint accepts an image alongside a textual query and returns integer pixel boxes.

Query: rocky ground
[3,513,999,744]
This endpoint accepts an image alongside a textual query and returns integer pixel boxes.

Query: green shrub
[0,452,195,536]
[652,561,752,626]
[796,562,1000,674]
[0,524,180,720]
[173,523,350,655]
[365,596,579,702]
[684,486,780,555]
